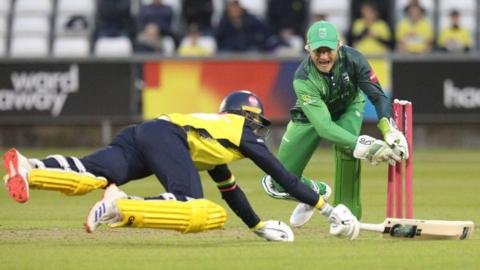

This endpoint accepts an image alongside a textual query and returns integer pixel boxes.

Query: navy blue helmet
[219,90,271,127]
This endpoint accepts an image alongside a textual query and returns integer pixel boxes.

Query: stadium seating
[57,0,95,14]
[0,36,5,56]
[53,36,90,57]
[439,0,476,35]
[0,1,478,57]
[14,0,53,15]
[310,0,350,34]
[11,15,49,36]
[0,0,9,55]
[162,35,176,56]
[0,0,11,15]
[56,0,95,35]
[238,0,267,19]
[10,36,49,57]
[0,15,7,35]
[94,36,132,57]
[395,0,435,22]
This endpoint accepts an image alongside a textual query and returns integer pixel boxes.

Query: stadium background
[0,2,479,269]
[0,0,479,148]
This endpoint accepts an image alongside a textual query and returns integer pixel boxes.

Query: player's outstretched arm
[208,165,293,242]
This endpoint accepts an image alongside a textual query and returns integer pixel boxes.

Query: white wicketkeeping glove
[327,204,360,240]
[353,135,401,165]
[378,117,409,160]
[252,220,294,242]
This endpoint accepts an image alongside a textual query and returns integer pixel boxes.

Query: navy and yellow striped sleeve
[208,164,261,228]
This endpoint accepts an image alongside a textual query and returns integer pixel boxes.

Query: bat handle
[360,223,385,233]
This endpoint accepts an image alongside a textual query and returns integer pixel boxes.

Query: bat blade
[361,218,474,240]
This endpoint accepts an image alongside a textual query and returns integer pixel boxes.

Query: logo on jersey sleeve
[301,94,316,105]
[369,69,379,83]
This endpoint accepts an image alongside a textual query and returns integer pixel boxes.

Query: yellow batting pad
[112,199,227,233]
[28,169,108,195]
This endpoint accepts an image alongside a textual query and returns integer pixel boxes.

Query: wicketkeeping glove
[353,135,401,165]
[377,117,409,160]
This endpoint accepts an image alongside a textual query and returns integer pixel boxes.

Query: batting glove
[252,220,294,242]
[327,204,360,240]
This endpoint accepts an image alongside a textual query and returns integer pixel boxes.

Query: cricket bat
[360,218,474,240]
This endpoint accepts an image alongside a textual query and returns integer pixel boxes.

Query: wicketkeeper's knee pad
[111,198,227,233]
[28,169,108,195]
[334,146,362,219]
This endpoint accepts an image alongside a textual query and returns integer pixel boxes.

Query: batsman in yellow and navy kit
[4,91,366,241]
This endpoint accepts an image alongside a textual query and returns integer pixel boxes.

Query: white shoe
[84,184,127,233]
[3,148,32,203]
[289,183,332,227]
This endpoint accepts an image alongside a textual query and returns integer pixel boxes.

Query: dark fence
[392,54,480,123]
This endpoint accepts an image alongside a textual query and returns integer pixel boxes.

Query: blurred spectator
[215,0,270,52]
[177,24,217,56]
[137,0,174,38]
[438,10,473,53]
[312,13,328,22]
[182,0,214,33]
[96,0,134,39]
[135,23,163,52]
[395,3,433,53]
[402,0,423,14]
[271,28,304,56]
[351,0,392,23]
[267,0,307,36]
[351,2,392,55]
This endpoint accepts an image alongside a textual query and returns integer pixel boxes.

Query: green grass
[0,148,479,270]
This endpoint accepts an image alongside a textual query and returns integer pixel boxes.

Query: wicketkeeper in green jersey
[262,21,409,226]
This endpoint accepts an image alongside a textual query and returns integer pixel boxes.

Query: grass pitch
[0,148,479,270]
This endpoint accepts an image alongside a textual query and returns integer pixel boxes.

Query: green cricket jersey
[291,45,391,149]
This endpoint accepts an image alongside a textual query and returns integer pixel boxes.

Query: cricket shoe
[262,176,331,201]
[289,182,332,227]
[3,148,33,203]
[84,184,127,233]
